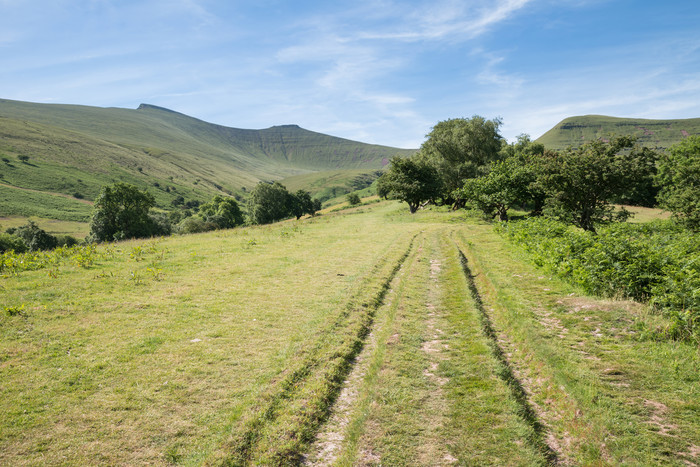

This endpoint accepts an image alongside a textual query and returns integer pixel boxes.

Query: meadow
[1,201,699,465]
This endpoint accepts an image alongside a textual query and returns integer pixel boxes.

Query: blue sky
[1,0,699,148]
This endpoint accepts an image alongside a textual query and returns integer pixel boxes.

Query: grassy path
[1,202,698,465]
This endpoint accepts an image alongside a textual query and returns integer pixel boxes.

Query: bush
[0,233,28,253]
[346,193,362,206]
[498,217,700,340]
[176,216,217,234]
[56,235,80,248]
[11,221,58,251]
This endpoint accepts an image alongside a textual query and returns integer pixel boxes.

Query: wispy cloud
[356,0,534,41]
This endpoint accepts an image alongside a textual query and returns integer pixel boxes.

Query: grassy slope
[1,203,698,465]
[536,115,700,150]
[280,169,383,203]
[0,99,413,220]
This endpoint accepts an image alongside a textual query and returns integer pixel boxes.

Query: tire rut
[457,246,559,466]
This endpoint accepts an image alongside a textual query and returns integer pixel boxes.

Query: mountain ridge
[536,114,700,150]
[0,98,414,220]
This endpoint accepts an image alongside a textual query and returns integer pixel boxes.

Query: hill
[0,98,414,220]
[536,115,700,150]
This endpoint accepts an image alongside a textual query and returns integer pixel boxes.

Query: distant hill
[0,99,414,220]
[536,115,700,150]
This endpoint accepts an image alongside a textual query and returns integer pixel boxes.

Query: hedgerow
[497,218,700,340]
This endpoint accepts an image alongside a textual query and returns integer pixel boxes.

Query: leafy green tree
[375,173,392,199]
[88,183,165,242]
[289,189,318,219]
[380,155,442,213]
[539,136,655,232]
[346,193,361,205]
[247,182,294,225]
[658,135,700,231]
[198,195,244,229]
[459,157,533,221]
[9,221,58,251]
[419,116,504,203]
[499,134,551,215]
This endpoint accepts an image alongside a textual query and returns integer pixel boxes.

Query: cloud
[356,0,534,42]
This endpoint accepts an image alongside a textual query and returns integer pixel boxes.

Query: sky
[1,0,699,148]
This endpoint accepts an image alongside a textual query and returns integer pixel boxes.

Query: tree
[499,134,550,215]
[419,116,504,203]
[375,173,392,199]
[458,157,534,221]
[346,193,361,205]
[379,155,442,213]
[198,195,244,229]
[539,136,655,232]
[657,135,700,231]
[288,189,318,219]
[88,183,164,242]
[10,221,58,251]
[247,182,294,225]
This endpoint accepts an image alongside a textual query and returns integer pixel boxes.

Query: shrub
[11,221,58,251]
[498,217,700,340]
[0,233,28,253]
[56,235,80,248]
[346,193,361,206]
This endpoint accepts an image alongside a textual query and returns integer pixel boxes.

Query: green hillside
[536,115,700,150]
[0,98,413,220]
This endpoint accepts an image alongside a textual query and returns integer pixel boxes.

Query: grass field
[1,201,698,465]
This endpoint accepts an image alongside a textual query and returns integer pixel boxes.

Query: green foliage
[657,135,700,231]
[198,195,244,229]
[0,243,100,276]
[538,136,657,232]
[378,155,442,213]
[8,221,58,251]
[419,116,504,200]
[88,183,168,242]
[346,192,361,206]
[246,182,294,225]
[0,232,28,253]
[458,156,534,221]
[498,217,700,340]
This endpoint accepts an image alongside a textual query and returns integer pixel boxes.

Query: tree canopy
[89,183,168,242]
[657,135,700,231]
[198,195,244,229]
[377,155,442,213]
[419,116,504,201]
[459,157,534,221]
[539,136,656,232]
